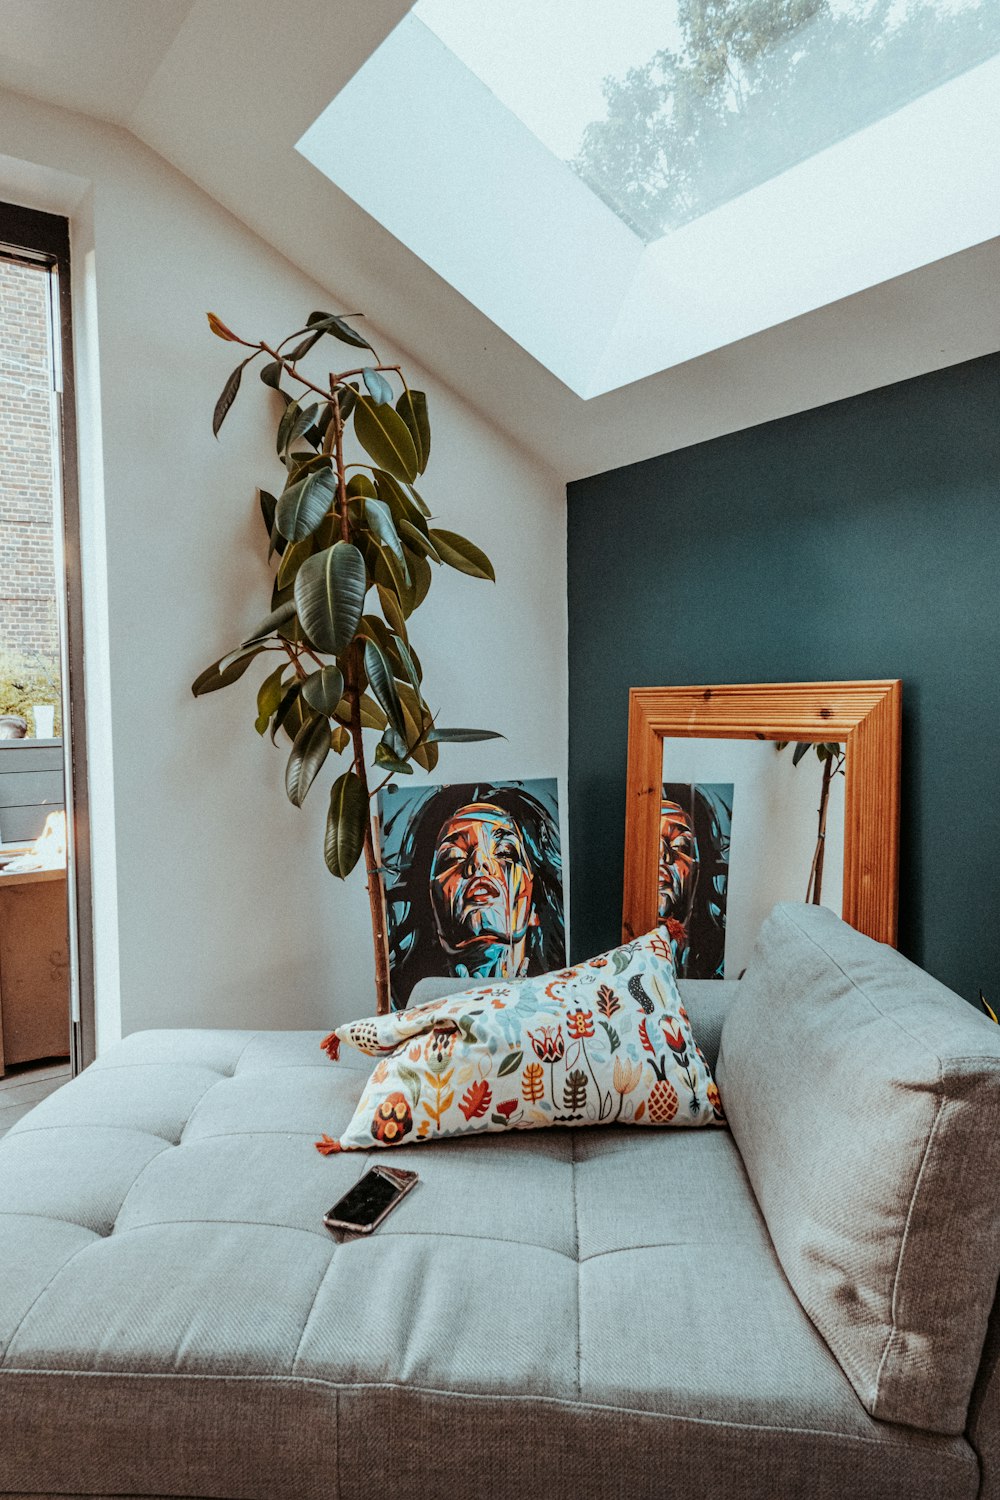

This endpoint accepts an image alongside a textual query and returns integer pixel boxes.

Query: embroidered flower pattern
[370,1093,412,1144]
[529,1024,566,1064]
[316,928,723,1152]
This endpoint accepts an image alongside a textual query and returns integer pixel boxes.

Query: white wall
[0,88,567,1044]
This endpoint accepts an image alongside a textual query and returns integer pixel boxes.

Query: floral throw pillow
[316,929,724,1153]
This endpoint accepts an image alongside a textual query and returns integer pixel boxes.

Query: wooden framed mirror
[622,681,901,977]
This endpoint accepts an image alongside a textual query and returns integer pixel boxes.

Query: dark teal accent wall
[567,351,1000,1006]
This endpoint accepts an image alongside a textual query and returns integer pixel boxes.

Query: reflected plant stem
[807,751,842,905]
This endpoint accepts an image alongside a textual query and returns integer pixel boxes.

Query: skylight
[417,0,1000,243]
[297,2,1000,398]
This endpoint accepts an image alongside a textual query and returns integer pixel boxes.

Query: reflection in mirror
[659,737,846,979]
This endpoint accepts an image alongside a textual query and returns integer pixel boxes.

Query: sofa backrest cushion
[717,902,1000,1436]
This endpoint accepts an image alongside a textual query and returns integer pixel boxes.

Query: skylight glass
[417,0,1000,241]
[297,3,1000,398]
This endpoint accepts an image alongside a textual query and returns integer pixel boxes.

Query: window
[0,200,92,1075]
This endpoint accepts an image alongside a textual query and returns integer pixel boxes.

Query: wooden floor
[0,1058,70,1139]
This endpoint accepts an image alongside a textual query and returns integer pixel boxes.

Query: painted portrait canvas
[378,778,566,1008]
[658,782,733,980]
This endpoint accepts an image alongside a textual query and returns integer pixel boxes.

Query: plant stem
[332,390,392,1015]
[807,754,835,905]
[257,342,402,405]
[281,642,308,680]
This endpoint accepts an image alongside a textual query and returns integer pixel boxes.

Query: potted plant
[193,309,499,1014]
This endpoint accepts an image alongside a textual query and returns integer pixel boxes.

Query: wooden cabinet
[0,868,70,1073]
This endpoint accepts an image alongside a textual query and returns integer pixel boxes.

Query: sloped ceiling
[0,0,997,481]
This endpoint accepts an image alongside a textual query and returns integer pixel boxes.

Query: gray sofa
[1,902,999,1500]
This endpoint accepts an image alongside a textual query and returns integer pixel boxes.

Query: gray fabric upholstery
[969,1293,1000,1499]
[0,1023,976,1499]
[718,902,1000,1437]
[409,975,739,1073]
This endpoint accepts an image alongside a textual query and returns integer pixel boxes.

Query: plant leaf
[302,664,345,716]
[397,681,438,772]
[362,368,393,405]
[429,529,495,581]
[307,311,372,350]
[371,538,413,613]
[333,383,358,422]
[294,541,367,654]
[396,389,430,474]
[398,518,440,560]
[408,549,432,610]
[358,612,397,658]
[427,727,504,744]
[260,360,284,390]
[271,679,302,744]
[374,740,414,775]
[261,489,288,560]
[241,599,297,646]
[374,470,429,535]
[286,450,331,484]
[285,712,331,808]
[276,464,337,543]
[354,396,419,483]
[276,400,320,457]
[363,498,407,569]
[213,358,249,437]
[391,633,422,690]
[407,482,432,517]
[377,584,408,641]
[191,647,262,697]
[255,664,287,734]
[331,725,350,755]
[285,329,323,362]
[364,638,406,739]
[325,771,368,878]
[275,534,315,591]
[358,693,388,731]
[207,312,240,342]
[792,742,812,766]
[346,473,377,499]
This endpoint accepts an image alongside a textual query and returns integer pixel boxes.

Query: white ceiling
[0,0,195,125]
[0,0,997,481]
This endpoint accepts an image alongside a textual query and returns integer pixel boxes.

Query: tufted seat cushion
[0,1023,979,1500]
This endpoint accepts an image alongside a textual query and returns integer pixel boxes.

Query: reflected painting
[379,778,566,1008]
[658,783,732,980]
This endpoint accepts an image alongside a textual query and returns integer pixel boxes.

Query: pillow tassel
[315,1134,343,1155]
[320,1032,340,1061]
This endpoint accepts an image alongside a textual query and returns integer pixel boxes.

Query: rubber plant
[193,309,500,1014]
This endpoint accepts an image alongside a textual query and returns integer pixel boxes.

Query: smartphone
[324,1164,419,1234]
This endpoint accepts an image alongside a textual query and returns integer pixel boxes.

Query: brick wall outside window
[0,258,59,665]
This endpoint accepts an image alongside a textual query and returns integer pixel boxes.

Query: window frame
[0,198,95,1071]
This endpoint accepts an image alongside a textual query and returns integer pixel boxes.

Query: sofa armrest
[968,1285,1000,1498]
[407,976,737,1074]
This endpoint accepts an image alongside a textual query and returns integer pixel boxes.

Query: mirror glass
[659,736,846,979]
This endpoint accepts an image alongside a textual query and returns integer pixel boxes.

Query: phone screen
[328,1170,402,1229]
